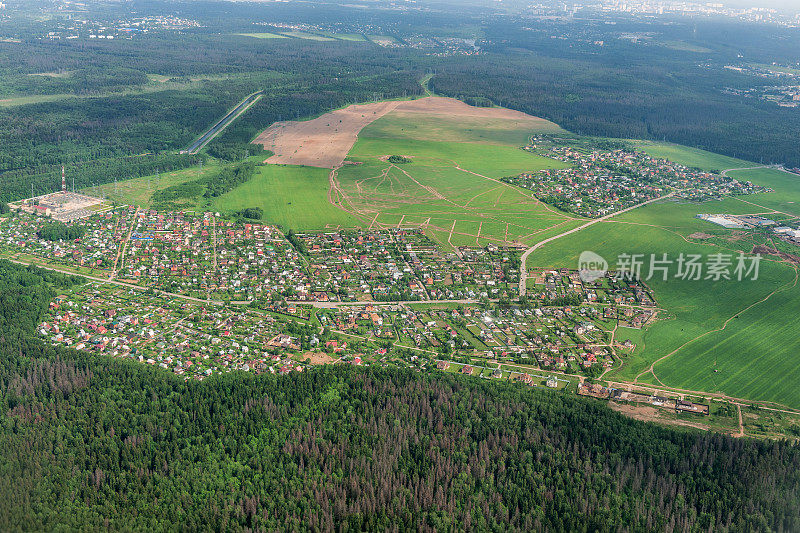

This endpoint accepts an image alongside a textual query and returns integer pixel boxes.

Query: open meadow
[254,96,562,168]
[249,96,579,248]
[633,141,753,173]
[327,100,579,248]
[83,162,218,208]
[727,168,800,217]
[529,182,800,409]
[209,164,359,230]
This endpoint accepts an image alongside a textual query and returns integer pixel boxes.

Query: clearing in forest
[253,96,561,168]
[316,98,575,248]
[249,96,573,247]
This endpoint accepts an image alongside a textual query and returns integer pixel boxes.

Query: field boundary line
[638,265,799,385]
[518,192,675,297]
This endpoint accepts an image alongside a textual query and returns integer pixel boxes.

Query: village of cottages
[0,206,656,382]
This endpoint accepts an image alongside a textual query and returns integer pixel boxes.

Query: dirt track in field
[253,96,549,169]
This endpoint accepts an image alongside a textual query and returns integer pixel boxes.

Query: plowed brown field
[253,96,552,168]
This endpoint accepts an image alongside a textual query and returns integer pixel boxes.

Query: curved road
[519,192,676,297]
[720,165,769,177]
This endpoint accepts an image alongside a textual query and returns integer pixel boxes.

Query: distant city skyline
[422,0,800,15]
[724,0,800,10]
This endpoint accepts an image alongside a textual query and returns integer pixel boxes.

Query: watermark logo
[578,251,608,282]
[615,252,761,281]
[577,251,761,282]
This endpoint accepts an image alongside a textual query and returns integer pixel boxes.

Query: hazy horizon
[723,0,800,10]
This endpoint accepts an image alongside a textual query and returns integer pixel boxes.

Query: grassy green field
[727,168,800,217]
[211,164,359,230]
[626,141,800,217]
[529,185,800,409]
[633,141,754,172]
[328,111,578,247]
[366,35,400,46]
[657,41,713,54]
[349,137,566,178]
[280,31,336,41]
[364,112,563,146]
[0,93,80,106]
[318,32,367,41]
[238,31,367,42]
[235,32,288,39]
[83,162,220,208]
[90,97,570,242]
[750,63,800,76]
[0,74,242,107]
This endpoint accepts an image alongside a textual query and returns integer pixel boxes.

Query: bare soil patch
[301,352,336,365]
[753,244,800,264]
[609,401,711,431]
[753,244,779,255]
[610,401,662,421]
[253,96,551,169]
[254,100,403,168]
[392,96,545,121]
[723,230,749,242]
[688,232,714,240]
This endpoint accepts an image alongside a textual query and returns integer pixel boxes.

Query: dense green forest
[0,260,797,530]
[1,8,799,205]
[430,20,800,168]
[0,37,423,202]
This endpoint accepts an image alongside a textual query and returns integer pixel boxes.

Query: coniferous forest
[0,260,797,531]
[1,3,800,205]
[1,2,800,530]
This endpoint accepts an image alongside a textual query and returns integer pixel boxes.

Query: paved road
[184,91,263,154]
[518,192,676,298]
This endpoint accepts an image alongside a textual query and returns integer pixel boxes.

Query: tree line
[431,23,800,168]
[0,259,797,530]
[0,36,424,203]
